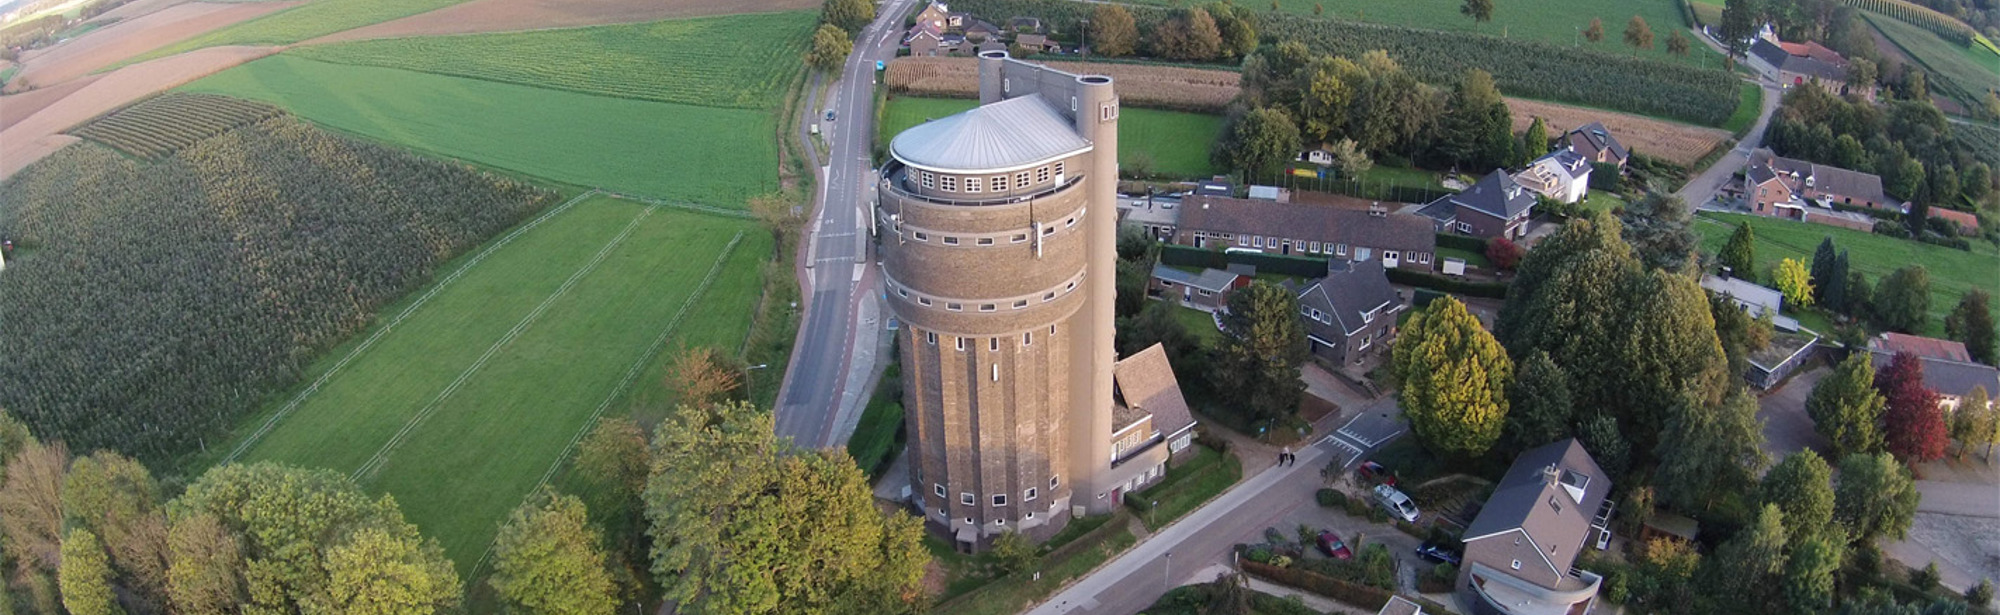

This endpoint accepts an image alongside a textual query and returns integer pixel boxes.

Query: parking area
[1321,396,1405,469]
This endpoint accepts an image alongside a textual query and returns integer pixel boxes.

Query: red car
[1316,531,1353,559]
[1357,461,1398,487]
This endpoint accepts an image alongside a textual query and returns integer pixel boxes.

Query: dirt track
[0,74,102,130]
[1,45,275,178]
[7,1,301,93]
[304,0,818,45]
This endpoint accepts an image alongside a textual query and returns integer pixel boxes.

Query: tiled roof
[1113,344,1195,437]
[1463,439,1610,577]
[1750,148,1889,205]
[1752,37,1848,82]
[1427,170,1536,221]
[1931,208,1979,230]
[1869,350,2000,399]
[1178,195,1437,255]
[1566,121,1628,162]
[890,94,1091,173]
[1297,259,1398,337]
[1872,332,1973,362]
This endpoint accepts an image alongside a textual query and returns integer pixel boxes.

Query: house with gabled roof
[1172,195,1437,270]
[1295,259,1403,365]
[1109,344,1200,493]
[905,20,957,56]
[1514,149,1592,204]
[1562,122,1628,169]
[1746,148,1895,219]
[1149,264,1244,312]
[1458,438,1611,615]
[1419,170,1538,240]
[1869,333,1999,413]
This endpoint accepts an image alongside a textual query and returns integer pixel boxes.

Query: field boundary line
[598,189,755,219]
[350,205,656,482]
[220,189,599,465]
[466,229,748,578]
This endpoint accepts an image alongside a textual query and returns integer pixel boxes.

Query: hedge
[1434,233,1489,253]
[1241,560,1393,611]
[1158,244,1330,278]
[1384,267,1510,298]
[1832,201,1904,221]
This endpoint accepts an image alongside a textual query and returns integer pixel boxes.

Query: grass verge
[849,363,904,480]
[932,514,1140,615]
[1723,82,1764,136]
[1126,446,1244,531]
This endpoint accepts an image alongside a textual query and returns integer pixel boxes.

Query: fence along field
[219,194,770,570]
[0,109,556,461]
[949,0,1743,127]
[290,10,815,109]
[69,92,284,159]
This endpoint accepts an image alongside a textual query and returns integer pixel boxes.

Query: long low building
[1171,195,1438,271]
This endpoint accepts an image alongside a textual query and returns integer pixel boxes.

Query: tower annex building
[877,51,1196,551]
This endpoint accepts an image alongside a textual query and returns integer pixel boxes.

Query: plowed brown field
[0,45,275,178]
[6,1,300,93]
[886,56,1240,112]
[0,74,101,130]
[304,0,819,45]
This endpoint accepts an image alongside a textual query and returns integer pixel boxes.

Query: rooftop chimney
[1542,464,1561,488]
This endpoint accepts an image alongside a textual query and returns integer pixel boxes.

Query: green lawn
[183,56,780,206]
[131,0,475,63]
[1693,212,2000,336]
[1723,82,1764,136]
[1582,189,1628,214]
[1130,0,1725,69]
[1863,12,2000,110]
[213,196,768,572]
[1126,446,1243,531]
[289,11,815,109]
[1436,246,1493,268]
[879,96,1224,179]
[1172,304,1225,347]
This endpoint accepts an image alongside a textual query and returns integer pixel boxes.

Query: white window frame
[926,331,938,344]
[992,494,1008,507]
[991,175,1008,191]
[965,177,982,193]
[921,171,936,189]
[955,337,966,351]
[940,175,957,192]
[1015,171,1031,189]
[1036,166,1050,183]
[935,484,947,498]
[961,493,975,506]
[1025,487,1038,501]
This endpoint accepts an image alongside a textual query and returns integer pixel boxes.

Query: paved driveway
[1756,366,1831,460]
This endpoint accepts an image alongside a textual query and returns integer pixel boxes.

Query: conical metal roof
[889,95,1092,173]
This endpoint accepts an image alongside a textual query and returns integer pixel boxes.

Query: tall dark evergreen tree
[1720,223,1757,281]
[1810,237,1838,305]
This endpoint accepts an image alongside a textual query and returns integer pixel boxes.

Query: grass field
[1172,304,1225,347]
[183,55,779,205]
[291,11,815,108]
[1693,212,2000,336]
[131,0,471,63]
[1724,82,1764,136]
[1131,0,1725,69]
[879,96,1224,178]
[211,195,769,572]
[1864,12,2000,109]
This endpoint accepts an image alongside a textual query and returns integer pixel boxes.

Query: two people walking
[1278,446,1296,467]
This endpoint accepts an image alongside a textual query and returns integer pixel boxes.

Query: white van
[1373,484,1420,523]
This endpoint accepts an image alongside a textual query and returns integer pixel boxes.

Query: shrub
[1913,562,1942,591]
[1366,506,1390,524]
[1968,578,1993,607]
[1394,520,1426,540]
[1874,220,1914,238]
[1434,233,1489,253]
[1343,497,1370,518]
[1240,560,1393,611]
[1247,547,1274,563]
[1316,488,1346,507]
[1384,267,1510,298]
[1297,524,1317,543]
[1604,569,1631,603]
[1434,562,1457,580]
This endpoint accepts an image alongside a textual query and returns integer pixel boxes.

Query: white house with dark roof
[1514,149,1592,204]
[1419,170,1538,240]
[1296,259,1403,365]
[1457,438,1611,615]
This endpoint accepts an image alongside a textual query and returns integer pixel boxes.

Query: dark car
[1416,542,1461,566]
[1316,531,1353,559]
[1357,461,1397,487]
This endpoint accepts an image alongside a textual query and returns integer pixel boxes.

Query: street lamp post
[1164,552,1172,589]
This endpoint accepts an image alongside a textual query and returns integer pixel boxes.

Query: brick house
[1562,122,1629,169]
[1746,148,1894,217]
[1172,195,1438,270]
[1296,259,1403,365]
[1749,31,1871,99]
[1419,170,1538,240]
[1458,438,1612,615]
[1148,264,1243,312]
[1930,208,1979,234]
[905,21,958,56]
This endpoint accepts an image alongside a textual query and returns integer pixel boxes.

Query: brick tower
[876,51,1121,549]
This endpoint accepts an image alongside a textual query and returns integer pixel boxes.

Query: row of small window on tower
[917,161,1063,194]
[919,324,1057,350]
[897,277,1079,312]
[934,476,1057,513]
[903,208,1079,246]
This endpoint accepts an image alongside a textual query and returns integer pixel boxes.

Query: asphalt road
[774,0,914,449]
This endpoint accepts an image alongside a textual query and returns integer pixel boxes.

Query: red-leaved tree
[1876,352,1947,464]
[1486,237,1525,271]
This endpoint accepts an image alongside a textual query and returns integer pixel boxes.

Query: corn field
[0,115,557,461]
[69,94,285,159]
[886,56,1240,112]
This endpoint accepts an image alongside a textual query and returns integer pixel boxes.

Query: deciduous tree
[644,400,927,615]
[164,513,244,615]
[575,418,649,514]
[491,490,618,615]
[1621,193,1699,273]
[61,451,168,607]
[1774,258,1814,308]
[1394,296,1514,458]
[808,24,853,73]
[1089,5,1138,57]
[320,526,462,615]
[1783,533,1843,614]
[1438,69,1514,171]
[1877,352,1948,464]
[1578,412,1631,480]
[990,531,1037,576]
[1945,291,1995,365]
[1461,0,1494,23]
[1624,16,1655,49]
[1720,0,1756,57]
[666,346,743,410]
[1954,386,1996,460]
[1668,30,1690,56]
[0,440,67,573]
[1217,281,1310,426]
[1809,353,1888,459]
[1706,504,1787,608]
[1215,107,1301,181]
[1654,388,1766,510]
[1153,7,1223,61]
[59,528,122,615]
[1502,351,1574,456]
[1584,17,1605,43]
[1834,452,1919,543]
[821,0,874,36]
[1761,452,1836,547]
[1209,5,1257,59]
[1720,223,1756,281]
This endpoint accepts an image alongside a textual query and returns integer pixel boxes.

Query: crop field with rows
[69,93,285,159]
[184,55,780,206]
[291,11,816,109]
[132,0,475,63]
[886,56,1240,112]
[951,0,1742,127]
[0,117,556,461]
[214,195,769,572]
[1862,12,2000,113]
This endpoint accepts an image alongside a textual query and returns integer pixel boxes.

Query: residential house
[1700,274,1800,331]
[1296,259,1403,365]
[1746,148,1894,218]
[913,1,949,30]
[1014,33,1053,53]
[1117,196,1179,240]
[1149,264,1244,312]
[1562,122,1629,169]
[905,21,958,56]
[1514,149,1592,204]
[1008,16,1042,33]
[1749,33,1867,98]
[1458,438,1612,615]
[1173,195,1438,270]
[1108,344,1200,499]
[1701,274,1817,388]
[1930,208,1980,235]
[1869,333,2000,413]
[1419,170,1538,240]
[960,17,1000,41]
